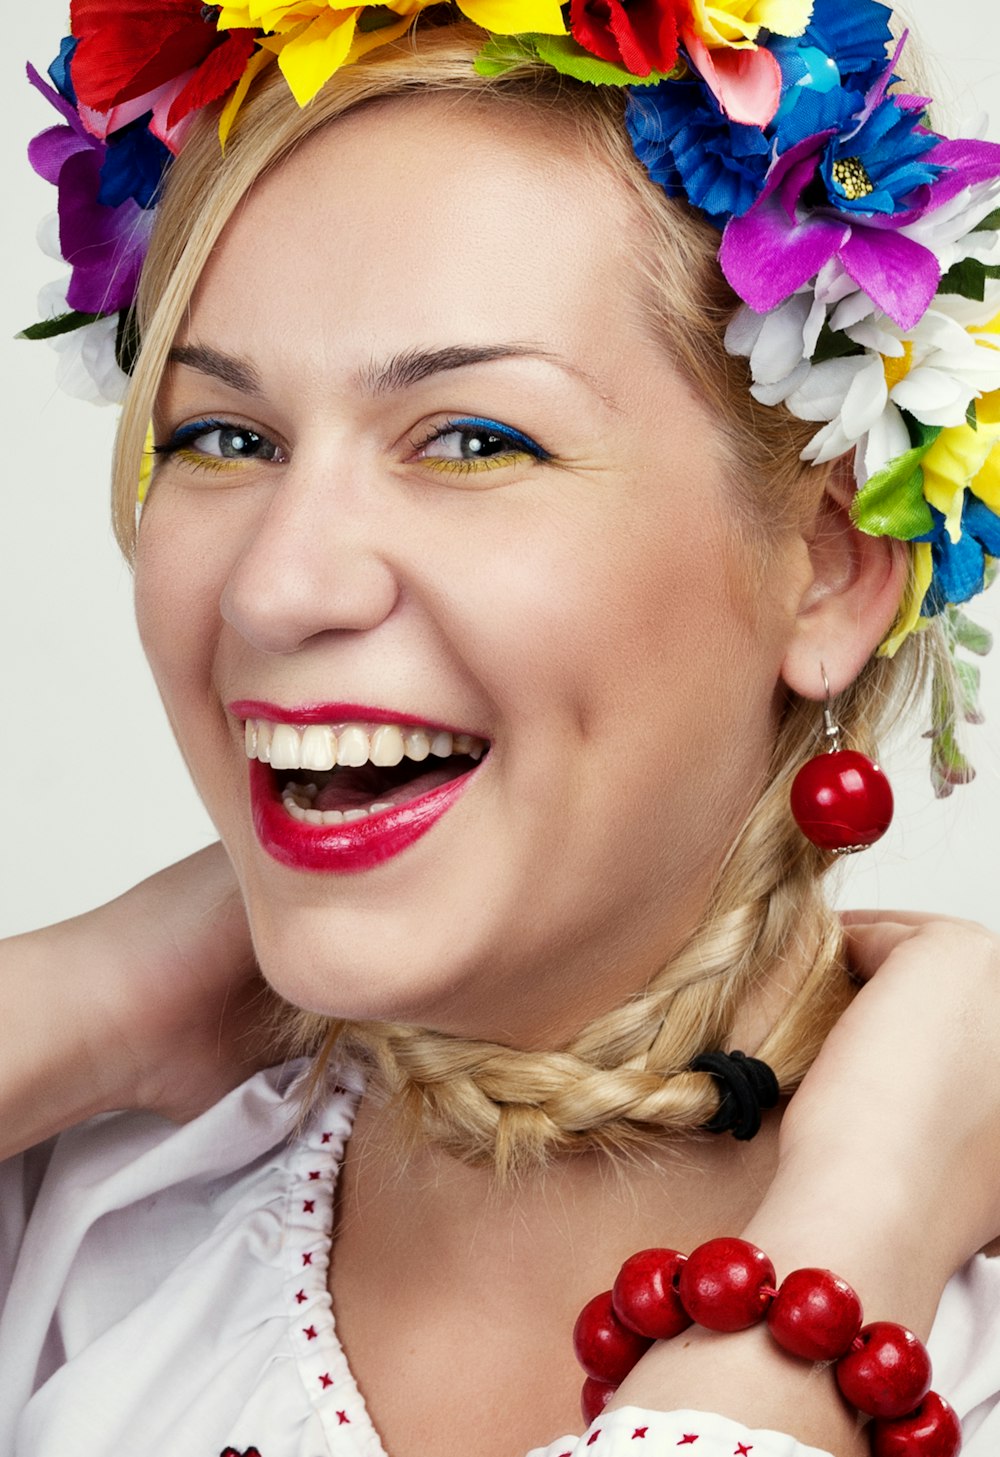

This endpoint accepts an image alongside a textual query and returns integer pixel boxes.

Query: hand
[85,842,282,1122]
[761,910,1000,1295]
[1,843,282,1155]
[612,912,1000,1450]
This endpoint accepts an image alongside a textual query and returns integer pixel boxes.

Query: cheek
[133,497,226,717]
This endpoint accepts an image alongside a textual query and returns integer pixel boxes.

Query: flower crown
[22,0,1000,791]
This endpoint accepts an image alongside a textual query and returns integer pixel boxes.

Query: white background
[0,3,997,937]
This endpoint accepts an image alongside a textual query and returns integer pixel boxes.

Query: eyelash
[153,419,270,475]
[412,417,550,475]
[153,416,550,477]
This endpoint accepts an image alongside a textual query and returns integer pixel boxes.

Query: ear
[780,463,910,700]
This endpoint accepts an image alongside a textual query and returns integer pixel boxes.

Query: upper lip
[228,699,489,740]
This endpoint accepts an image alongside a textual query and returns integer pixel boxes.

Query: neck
[329,1087,783,1452]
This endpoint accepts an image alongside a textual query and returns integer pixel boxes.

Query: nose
[220,446,401,654]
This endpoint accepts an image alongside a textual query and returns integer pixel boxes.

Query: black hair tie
[689,1049,780,1141]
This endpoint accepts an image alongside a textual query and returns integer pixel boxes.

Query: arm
[0,842,274,1158]
[610,915,1000,1453]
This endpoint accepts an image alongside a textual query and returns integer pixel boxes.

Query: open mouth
[245,718,489,825]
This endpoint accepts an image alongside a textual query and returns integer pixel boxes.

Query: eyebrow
[168,344,262,394]
[359,344,564,395]
[167,341,611,404]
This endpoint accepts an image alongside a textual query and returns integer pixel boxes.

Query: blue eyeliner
[445,417,550,459]
[154,419,230,454]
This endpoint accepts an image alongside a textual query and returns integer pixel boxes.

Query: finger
[839,908,947,928]
[840,919,920,980]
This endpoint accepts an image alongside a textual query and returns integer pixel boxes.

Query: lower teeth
[282,794,394,825]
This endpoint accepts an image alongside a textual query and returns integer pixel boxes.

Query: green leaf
[115,307,141,376]
[532,33,677,85]
[967,398,979,430]
[473,32,542,75]
[938,256,1000,302]
[356,4,404,30]
[811,326,865,365]
[973,207,1000,233]
[955,658,985,723]
[17,310,103,342]
[850,422,940,539]
[948,605,994,657]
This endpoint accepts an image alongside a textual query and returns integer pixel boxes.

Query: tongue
[313,761,468,813]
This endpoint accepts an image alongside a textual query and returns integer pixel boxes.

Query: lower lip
[248,757,477,873]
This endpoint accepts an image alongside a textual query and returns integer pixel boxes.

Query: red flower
[569,0,689,77]
[70,0,257,128]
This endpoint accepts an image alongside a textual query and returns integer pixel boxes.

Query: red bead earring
[790,670,894,854]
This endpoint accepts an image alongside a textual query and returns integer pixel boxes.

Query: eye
[413,416,549,474]
[154,419,287,468]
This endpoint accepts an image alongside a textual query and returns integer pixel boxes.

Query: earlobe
[780,466,910,700]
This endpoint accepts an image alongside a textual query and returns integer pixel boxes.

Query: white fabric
[0,1063,998,1457]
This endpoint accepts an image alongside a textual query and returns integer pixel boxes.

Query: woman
[3,2,1000,1455]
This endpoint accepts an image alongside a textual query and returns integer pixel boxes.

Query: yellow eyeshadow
[421,451,528,475]
[174,446,247,473]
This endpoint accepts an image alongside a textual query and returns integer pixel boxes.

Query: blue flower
[98,114,173,210]
[768,0,894,151]
[626,80,772,227]
[798,0,894,91]
[48,35,79,106]
[820,93,945,216]
[919,497,1000,615]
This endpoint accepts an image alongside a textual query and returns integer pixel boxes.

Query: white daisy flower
[36,278,130,407]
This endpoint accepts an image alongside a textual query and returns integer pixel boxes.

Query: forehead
[183,93,659,392]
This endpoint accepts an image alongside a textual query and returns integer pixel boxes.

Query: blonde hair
[113,25,943,1176]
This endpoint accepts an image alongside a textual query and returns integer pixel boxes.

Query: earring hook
[820,664,841,754]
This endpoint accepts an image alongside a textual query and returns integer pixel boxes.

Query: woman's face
[135,94,811,1046]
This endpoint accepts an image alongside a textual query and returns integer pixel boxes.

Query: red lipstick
[232,701,486,874]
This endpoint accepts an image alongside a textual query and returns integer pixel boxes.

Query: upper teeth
[243,718,487,770]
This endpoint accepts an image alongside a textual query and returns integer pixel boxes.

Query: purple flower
[720,97,1000,331]
[27,63,153,316]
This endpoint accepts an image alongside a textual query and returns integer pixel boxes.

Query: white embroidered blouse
[1,1062,998,1457]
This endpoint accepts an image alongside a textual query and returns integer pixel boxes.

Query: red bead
[612,1249,693,1341]
[581,1376,618,1426]
[677,1238,776,1332]
[766,1267,863,1361]
[836,1322,932,1418]
[871,1392,963,1457]
[791,750,894,852]
[573,1290,652,1384]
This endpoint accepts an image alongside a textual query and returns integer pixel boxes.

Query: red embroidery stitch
[321,1132,333,1144]
[633,1430,649,1440]
[319,1373,333,1389]
[678,1437,700,1446]
[219,1448,262,1456]
[735,1446,753,1455]
[303,1200,316,1213]
[295,1289,307,1304]
[303,1326,318,1340]
[302,1253,313,1266]
[337,1411,351,1424]
[308,1170,321,1181]
[587,1433,601,1447]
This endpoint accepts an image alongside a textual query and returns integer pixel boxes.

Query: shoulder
[0,1061,362,1456]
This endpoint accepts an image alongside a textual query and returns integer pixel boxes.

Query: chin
[241,885,498,1033]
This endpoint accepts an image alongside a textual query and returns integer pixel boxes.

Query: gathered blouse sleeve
[528,1406,834,1457]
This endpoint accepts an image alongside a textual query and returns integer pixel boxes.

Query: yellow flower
[138,422,155,505]
[880,543,934,658]
[218,0,565,108]
[880,391,1000,657]
[922,390,1000,544]
[687,0,812,50]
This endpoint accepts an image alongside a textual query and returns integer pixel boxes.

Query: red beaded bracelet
[572,1237,961,1457]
